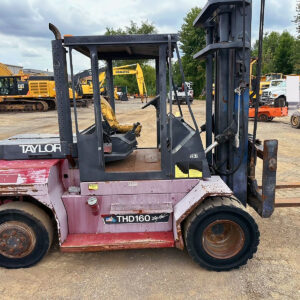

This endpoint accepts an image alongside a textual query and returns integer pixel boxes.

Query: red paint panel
[0,159,62,185]
[80,179,199,196]
[62,193,180,234]
[0,159,61,169]
[61,231,175,252]
[0,174,18,183]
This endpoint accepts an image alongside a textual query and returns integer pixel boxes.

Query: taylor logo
[19,144,61,154]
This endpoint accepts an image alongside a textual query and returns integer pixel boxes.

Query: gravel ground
[0,99,299,300]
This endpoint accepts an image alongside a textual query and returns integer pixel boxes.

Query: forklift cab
[50,26,210,182]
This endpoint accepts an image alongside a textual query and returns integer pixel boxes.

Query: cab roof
[63,34,178,60]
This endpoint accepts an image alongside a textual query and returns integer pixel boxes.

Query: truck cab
[168,81,194,104]
[261,79,287,106]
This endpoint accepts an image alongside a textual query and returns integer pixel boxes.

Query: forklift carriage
[0,0,278,270]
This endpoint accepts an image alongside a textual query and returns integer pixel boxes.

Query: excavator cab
[0,76,28,96]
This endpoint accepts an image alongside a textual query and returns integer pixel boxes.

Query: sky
[0,0,298,72]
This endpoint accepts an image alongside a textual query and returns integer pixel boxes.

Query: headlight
[272,94,278,98]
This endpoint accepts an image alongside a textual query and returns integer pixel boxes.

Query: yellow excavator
[0,63,16,76]
[249,58,284,101]
[113,64,148,102]
[0,63,78,112]
[75,63,148,102]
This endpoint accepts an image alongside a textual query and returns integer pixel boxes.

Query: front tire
[184,197,259,271]
[0,202,53,269]
[274,96,286,107]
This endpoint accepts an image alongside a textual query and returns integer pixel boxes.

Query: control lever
[205,121,236,154]
[200,123,206,133]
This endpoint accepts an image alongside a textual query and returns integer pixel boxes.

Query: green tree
[252,32,280,74]
[104,20,157,95]
[252,31,299,74]
[105,20,157,36]
[292,39,300,74]
[274,32,295,74]
[177,7,206,97]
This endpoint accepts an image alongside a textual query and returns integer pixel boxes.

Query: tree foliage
[175,7,206,97]
[252,31,299,74]
[274,32,295,74]
[104,21,157,95]
[105,20,157,36]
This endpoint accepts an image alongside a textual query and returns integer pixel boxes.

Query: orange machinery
[249,106,288,122]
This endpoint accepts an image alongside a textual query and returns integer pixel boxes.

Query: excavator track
[0,99,51,112]
[36,101,49,111]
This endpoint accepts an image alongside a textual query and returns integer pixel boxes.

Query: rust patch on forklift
[60,232,175,252]
[0,184,38,195]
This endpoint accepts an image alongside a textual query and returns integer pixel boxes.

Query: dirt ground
[0,99,299,300]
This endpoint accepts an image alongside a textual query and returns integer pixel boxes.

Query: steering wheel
[142,94,160,109]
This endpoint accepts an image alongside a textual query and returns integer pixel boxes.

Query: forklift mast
[194,0,252,204]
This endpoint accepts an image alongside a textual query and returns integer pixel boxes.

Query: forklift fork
[247,139,278,218]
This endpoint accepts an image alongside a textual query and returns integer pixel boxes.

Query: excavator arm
[135,63,147,98]
[75,63,147,104]
[112,63,147,98]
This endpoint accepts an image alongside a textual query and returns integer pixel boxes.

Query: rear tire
[0,202,53,269]
[291,112,300,129]
[258,114,268,122]
[184,197,259,271]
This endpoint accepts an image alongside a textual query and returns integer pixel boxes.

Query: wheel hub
[291,116,299,126]
[0,221,36,258]
[202,220,245,259]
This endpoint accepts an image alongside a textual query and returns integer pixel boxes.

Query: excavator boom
[76,63,147,100]
[0,63,13,76]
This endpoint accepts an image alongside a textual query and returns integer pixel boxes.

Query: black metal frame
[50,28,210,182]
[193,0,278,216]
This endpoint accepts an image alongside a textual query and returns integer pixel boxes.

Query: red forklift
[0,0,280,271]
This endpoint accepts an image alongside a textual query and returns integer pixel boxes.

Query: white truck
[168,81,194,104]
[261,79,287,107]
[261,77,300,128]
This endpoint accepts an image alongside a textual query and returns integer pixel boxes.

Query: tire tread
[0,201,54,268]
[184,196,259,271]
